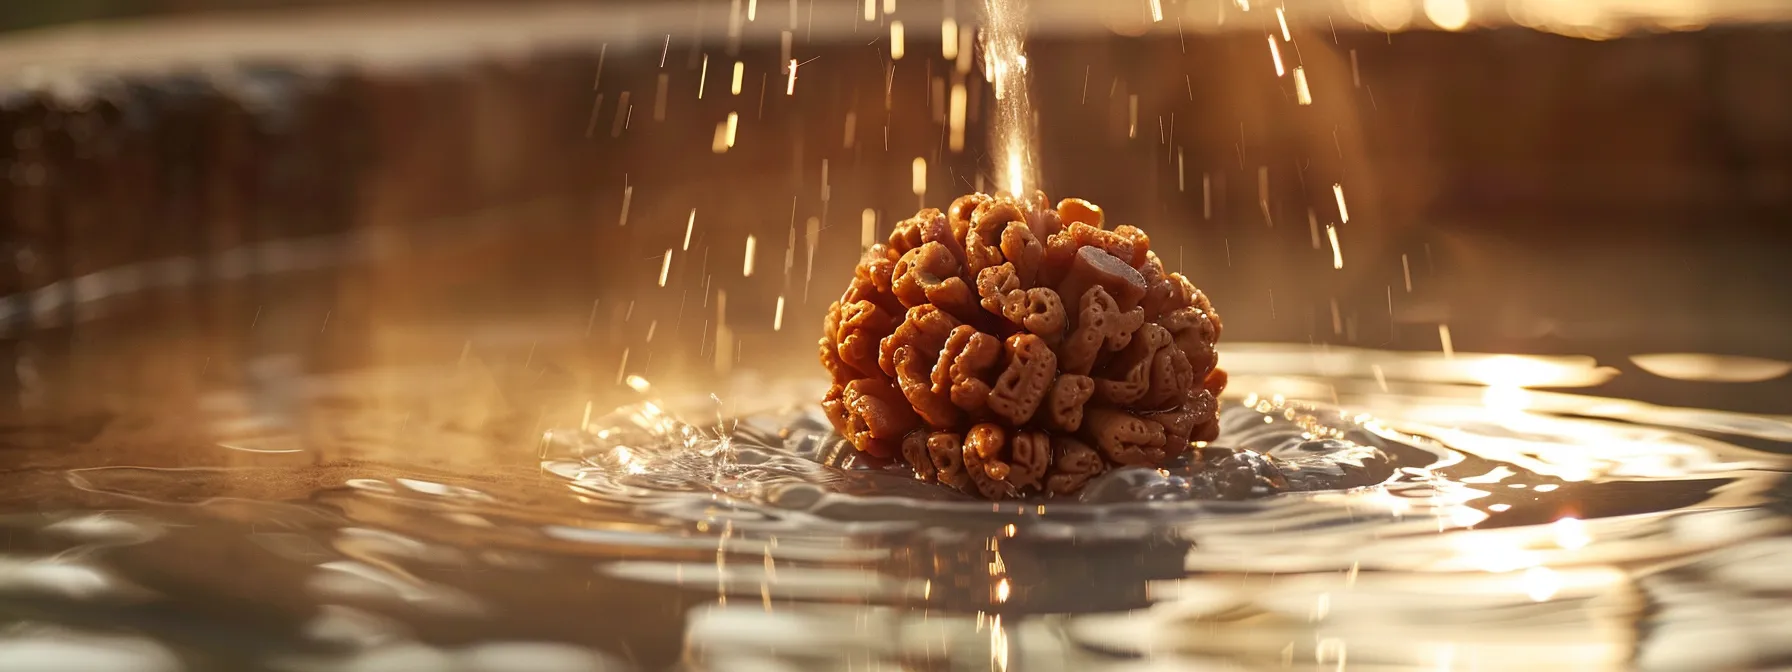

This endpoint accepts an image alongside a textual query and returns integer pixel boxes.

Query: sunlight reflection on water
[2,345,1787,671]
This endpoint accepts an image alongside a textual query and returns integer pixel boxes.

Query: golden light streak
[1326,224,1343,269]
[992,614,1010,672]
[948,83,967,151]
[957,29,974,75]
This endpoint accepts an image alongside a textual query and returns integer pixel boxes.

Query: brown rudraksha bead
[820,192,1226,498]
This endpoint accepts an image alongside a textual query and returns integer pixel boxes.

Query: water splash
[538,394,1436,528]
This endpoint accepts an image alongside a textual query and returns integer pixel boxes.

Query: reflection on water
[1,345,1789,671]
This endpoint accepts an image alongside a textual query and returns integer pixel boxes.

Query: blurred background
[0,0,1787,469]
[0,3,1788,670]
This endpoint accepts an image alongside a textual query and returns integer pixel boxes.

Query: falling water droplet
[698,55,710,98]
[1202,173,1212,219]
[1177,147,1185,191]
[1128,94,1139,138]
[618,185,633,227]
[1327,224,1343,269]
[861,209,877,249]
[742,235,757,277]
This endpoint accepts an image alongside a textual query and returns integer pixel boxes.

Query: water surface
[3,344,1788,671]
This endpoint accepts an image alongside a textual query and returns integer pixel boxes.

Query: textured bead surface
[820,192,1226,498]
